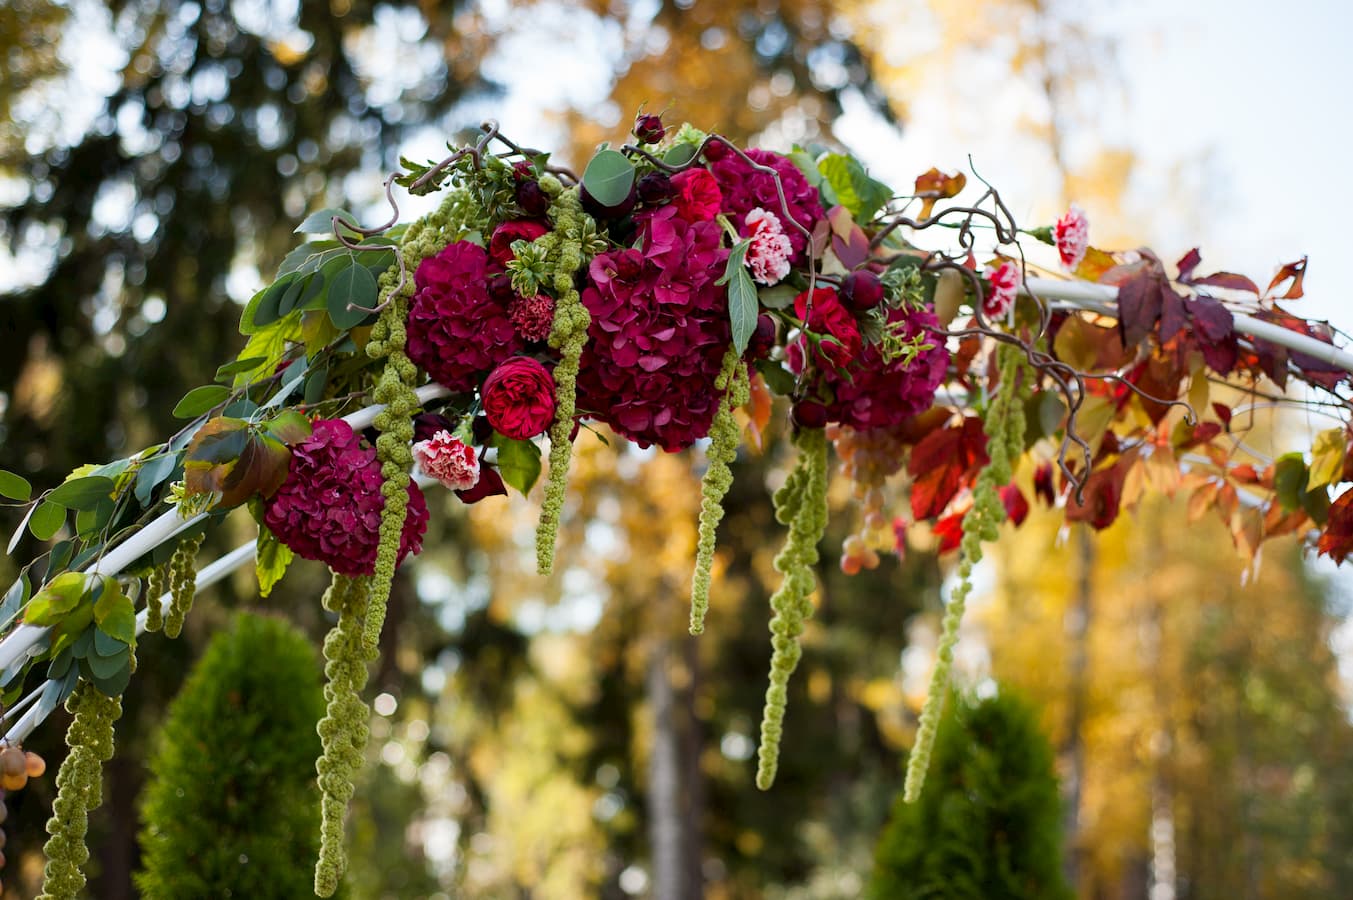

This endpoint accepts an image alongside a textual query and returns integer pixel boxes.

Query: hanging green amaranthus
[37,681,125,900]
[756,426,829,790]
[163,533,204,639]
[313,573,373,897]
[361,194,464,655]
[690,346,750,634]
[535,177,593,575]
[903,343,1029,803]
[143,561,168,633]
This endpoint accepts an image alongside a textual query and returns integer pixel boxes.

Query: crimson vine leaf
[1265,256,1307,300]
[1115,271,1164,349]
[908,416,988,520]
[1317,488,1353,563]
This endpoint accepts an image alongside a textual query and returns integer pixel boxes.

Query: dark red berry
[839,270,885,312]
[792,400,829,429]
[635,172,675,205]
[515,179,551,217]
[633,113,666,144]
[746,313,776,360]
[580,184,637,221]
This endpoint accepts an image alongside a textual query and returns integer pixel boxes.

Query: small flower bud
[746,313,776,360]
[792,399,829,429]
[839,270,885,312]
[633,112,666,144]
[515,179,551,217]
[635,172,676,204]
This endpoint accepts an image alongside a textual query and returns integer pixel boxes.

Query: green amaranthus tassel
[535,178,593,575]
[313,573,373,897]
[690,346,749,634]
[143,561,168,633]
[756,426,829,790]
[37,681,125,900]
[903,343,1029,802]
[164,533,204,639]
[361,196,463,656]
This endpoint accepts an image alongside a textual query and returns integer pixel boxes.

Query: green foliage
[869,690,1072,900]
[136,613,326,899]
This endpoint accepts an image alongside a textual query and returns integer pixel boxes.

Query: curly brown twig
[331,175,407,316]
[407,120,503,193]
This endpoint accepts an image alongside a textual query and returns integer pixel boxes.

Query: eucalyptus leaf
[295,207,357,235]
[581,149,636,207]
[215,356,270,381]
[663,142,699,168]
[172,385,232,419]
[328,260,379,330]
[0,470,31,502]
[0,574,29,632]
[276,275,307,317]
[48,475,116,510]
[88,659,132,697]
[85,644,130,681]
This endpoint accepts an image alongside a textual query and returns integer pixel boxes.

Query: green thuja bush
[137,613,327,898]
[868,689,1073,900]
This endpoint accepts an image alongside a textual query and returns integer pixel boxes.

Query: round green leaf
[0,470,32,502]
[327,259,379,330]
[582,149,636,207]
[48,475,116,510]
[173,385,232,419]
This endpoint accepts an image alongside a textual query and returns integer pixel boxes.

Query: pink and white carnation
[744,208,793,285]
[1054,204,1089,270]
[413,430,481,491]
[984,260,1020,319]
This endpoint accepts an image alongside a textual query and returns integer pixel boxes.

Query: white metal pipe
[1023,276,1353,375]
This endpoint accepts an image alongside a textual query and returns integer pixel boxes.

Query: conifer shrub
[136,613,326,898]
[868,689,1073,900]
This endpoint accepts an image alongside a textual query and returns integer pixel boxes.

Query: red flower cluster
[791,304,949,432]
[793,288,862,371]
[264,419,429,577]
[576,206,732,450]
[483,357,557,440]
[407,241,522,392]
[706,144,824,262]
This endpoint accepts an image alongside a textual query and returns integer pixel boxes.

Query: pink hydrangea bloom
[1055,204,1089,270]
[744,208,793,285]
[413,430,481,491]
[407,241,522,392]
[263,419,429,577]
[985,261,1020,319]
[575,206,732,451]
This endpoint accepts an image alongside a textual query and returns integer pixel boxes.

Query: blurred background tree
[2,0,1352,898]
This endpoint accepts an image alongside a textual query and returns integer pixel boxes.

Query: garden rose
[263,419,428,577]
[412,430,481,491]
[482,356,557,440]
[488,219,550,268]
[794,287,862,371]
[670,168,722,223]
[1055,204,1089,270]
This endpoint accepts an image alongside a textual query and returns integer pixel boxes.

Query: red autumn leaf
[1173,421,1223,451]
[1000,485,1030,526]
[1116,271,1164,349]
[1230,463,1260,484]
[1126,354,1185,425]
[908,416,988,520]
[1065,462,1126,530]
[932,512,965,554]
[1193,272,1260,293]
[1033,462,1056,506]
[913,167,966,219]
[741,373,774,452]
[1265,256,1307,300]
[1176,247,1202,282]
[1211,402,1233,430]
[1159,285,1189,344]
[1190,295,1238,376]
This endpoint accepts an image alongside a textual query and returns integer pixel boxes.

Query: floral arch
[1,114,1350,897]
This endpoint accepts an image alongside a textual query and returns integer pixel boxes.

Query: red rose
[670,169,722,223]
[794,287,861,371]
[482,356,557,440]
[488,219,550,268]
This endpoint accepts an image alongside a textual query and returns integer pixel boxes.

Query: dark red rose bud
[703,138,731,162]
[633,112,666,144]
[746,313,777,360]
[488,273,516,305]
[840,270,885,312]
[635,172,676,204]
[515,179,551,217]
[580,184,637,221]
[792,399,829,430]
[413,413,458,443]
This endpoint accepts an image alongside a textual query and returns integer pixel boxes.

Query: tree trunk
[1062,525,1093,892]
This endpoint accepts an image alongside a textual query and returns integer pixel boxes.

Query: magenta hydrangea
[798,307,950,431]
[263,419,429,577]
[575,205,732,451]
[406,240,522,392]
[706,143,824,263]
